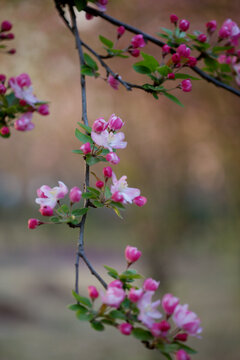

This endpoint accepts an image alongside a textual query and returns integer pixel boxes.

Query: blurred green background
[0,0,240,359]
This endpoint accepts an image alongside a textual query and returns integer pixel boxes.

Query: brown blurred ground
[0,0,240,359]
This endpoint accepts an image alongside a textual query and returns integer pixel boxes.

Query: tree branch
[84,5,240,97]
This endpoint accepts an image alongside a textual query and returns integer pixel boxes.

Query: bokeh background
[0,0,240,359]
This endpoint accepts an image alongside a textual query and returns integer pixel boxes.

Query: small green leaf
[104,265,119,279]
[212,45,233,53]
[112,206,123,219]
[133,64,151,74]
[104,186,112,200]
[50,216,60,223]
[81,65,95,76]
[219,63,231,73]
[162,92,184,107]
[157,343,180,353]
[75,128,93,144]
[99,35,114,48]
[82,192,98,199]
[91,321,105,331]
[174,74,200,80]
[72,149,84,154]
[157,65,171,76]
[132,328,153,341]
[59,204,69,214]
[72,208,88,216]
[157,33,169,39]
[78,122,92,134]
[85,155,101,166]
[92,200,104,208]
[160,27,173,36]
[72,290,92,308]
[76,311,92,321]
[87,187,100,196]
[204,57,219,71]
[74,0,87,11]
[174,342,197,354]
[68,304,87,312]
[109,310,126,320]
[141,52,159,72]
[110,201,125,209]
[84,53,98,70]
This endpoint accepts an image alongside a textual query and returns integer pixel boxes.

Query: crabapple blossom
[103,166,112,178]
[38,104,49,116]
[35,181,68,209]
[0,74,6,83]
[80,142,91,154]
[197,33,207,43]
[170,14,178,24]
[206,20,217,33]
[91,130,127,152]
[96,180,104,189]
[108,114,124,131]
[174,333,188,342]
[151,322,162,337]
[108,280,123,288]
[6,33,14,40]
[0,84,6,94]
[162,44,171,55]
[1,21,12,32]
[129,48,140,57]
[117,26,125,38]
[131,34,145,48]
[28,218,42,229]
[118,323,133,335]
[219,19,240,45]
[39,205,54,217]
[162,293,179,315]
[112,191,124,203]
[176,350,191,360]
[101,285,125,308]
[88,286,99,299]
[143,278,160,292]
[96,0,108,12]
[85,12,94,20]
[128,288,143,302]
[14,112,34,132]
[137,291,162,328]
[9,74,39,106]
[187,57,197,67]
[125,245,142,264]
[173,304,202,336]
[234,63,240,86]
[111,173,140,204]
[92,117,108,133]
[0,126,10,135]
[177,44,191,58]
[158,320,171,332]
[179,19,190,31]
[172,53,181,64]
[133,196,147,207]
[168,73,175,80]
[69,186,82,203]
[181,79,192,92]
[108,75,119,90]
[106,152,120,165]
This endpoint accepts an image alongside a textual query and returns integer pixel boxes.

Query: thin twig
[84,5,240,97]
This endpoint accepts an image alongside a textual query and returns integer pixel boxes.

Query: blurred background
[0,0,240,359]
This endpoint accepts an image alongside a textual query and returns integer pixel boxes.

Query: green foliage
[132,328,154,341]
[99,35,114,48]
[74,0,87,11]
[75,128,93,144]
[72,290,92,308]
[162,92,184,107]
[104,265,119,279]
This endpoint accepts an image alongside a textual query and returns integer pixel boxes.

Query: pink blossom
[14,112,35,132]
[38,104,49,116]
[16,73,31,88]
[35,181,68,209]
[172,53,181,64]
[173,304,202,336]
[177,44,191,58]
[91,130,127,152]
[108,114,124,131]
[187,56,197,67]
[162,44,171,55]
[112,191,124,203]
[108,75,119,90]
[167,73,175,80]
[234,63,240,86]
[103,166,112,178]
[92,117,108,133]
[96,180,104,189]
[143,278,160,292]
[106,152,120,165]
[80,142,91,154]
[111,173,140,204]
[151,320,170,337]
[96,0,108,12]
[128,288,143,302]
[88,286,99,299]
[181,79,192,92]
[117,26,125,38]
[197,34,207,43]
[28,218,42,229]
[85,13,94,20]
[174,333,188,342]
[131,34,145,49]
[158,320,171,332]
[176,350,191,360]
[125,245,142,264]
[162,293,179,315]
[0,126,10,135]
[8,48,16,55]
[9,75,39,106]
[137,291,162,328]
[206,20,217,33]
[170,14,178,24]
[179,19,190,32]
[101,286,125,308]
[1,21,12,32]
[69,186,82,203]
[108,280,123,289]
[6,33,14,40]
[0,84,6,94]
[0,74,6,83]
[130,48,140,57]
[39,205,54,217]
[151,323,161,337]
[118,323,132,335]
[133,196,147,207]
[219,19,240,46]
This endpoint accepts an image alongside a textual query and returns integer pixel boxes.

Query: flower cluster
[0,73,49,137]
[0,20,16,55]
[69,245,202,359]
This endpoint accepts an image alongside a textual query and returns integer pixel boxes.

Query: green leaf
[101,319,115,326]
[92,200,104,208]
[104,186,112,200]
[87,187,100,196]
[74,0,87,11]
[82,192,98,199]
[157,65,171,76]
[174,342,197,354]
[50,216,60,223]
[141,52,159,72]
[5,93,18,106]
[72,290,92,308]
[187,34,197,40]
[133,64,151,74]
[104,266,119,279]
[212,45,234,53]
[162,92,184,107]
[219,63,231,73]
[204,57,219,71]
[99,35,114,48]
[112,206,123,219]
[91,321,105,331]
[174,74,200,80]
[81,65,95,76]
[72,149,84,154]
[160,27,173,36]
[68,304,87,312]
[78,122,92,134]
[85,155,101,166]
[76,311,92,321]
[75,128,93,144]
[110,201,125,209]
[160,353,172,360]
[157,33,169,39]
[72,208,88,216]
[132,328,153,341]
[84,53,98,70]
[157,343,180,353]
[109,310,126,320]
[59,204,69,214]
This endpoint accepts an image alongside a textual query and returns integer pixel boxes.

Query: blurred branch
[84,5,240,97]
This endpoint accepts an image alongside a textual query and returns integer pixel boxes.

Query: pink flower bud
[8,48,16,54]
[1,21,12,32]
[108,280,123,289]
[162,44,171,55]
[174,333,188,342]
[28,218,42,229]
[133,196,147,207]
[92,117,108,133]
[38,104,49,116]
[177,44,191,58]
[69,186,82,203]
[187,56,197,67]
[101,286,125,308]
[131,34,145,49]
[108,114,124,131]
[118,323,133,335]
[106,152,120,165]
[39,206,54,217]
[172,53,181,64]
[128,288,143,302]
[16,73,31,88]
[151,323,161,337]
[125,245,142,265]
[167,73,175,80]
[206,20,217,33]
[107,75,119,90]
[0,126,10,136]
[181,79,192,92]
[170,14,178,24]
[0,74,6,83]
[85,13,94,20]
[103,166,112,178]
[6,33,14,40]
[80,142,91,154]
[197,33,207,43]
[143,278,160,291]
[219,26,230,39]
[19,99,27,106]
[162,293,179,315]
[129,48,140,57]
[112,191,124,203]
[88,285,99,299]
[96,180,104,189]
[176,350,191,360]
[0,84,6,94]
[117,26,125,38]
[179,19,190,32]
[159,320,171,332]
